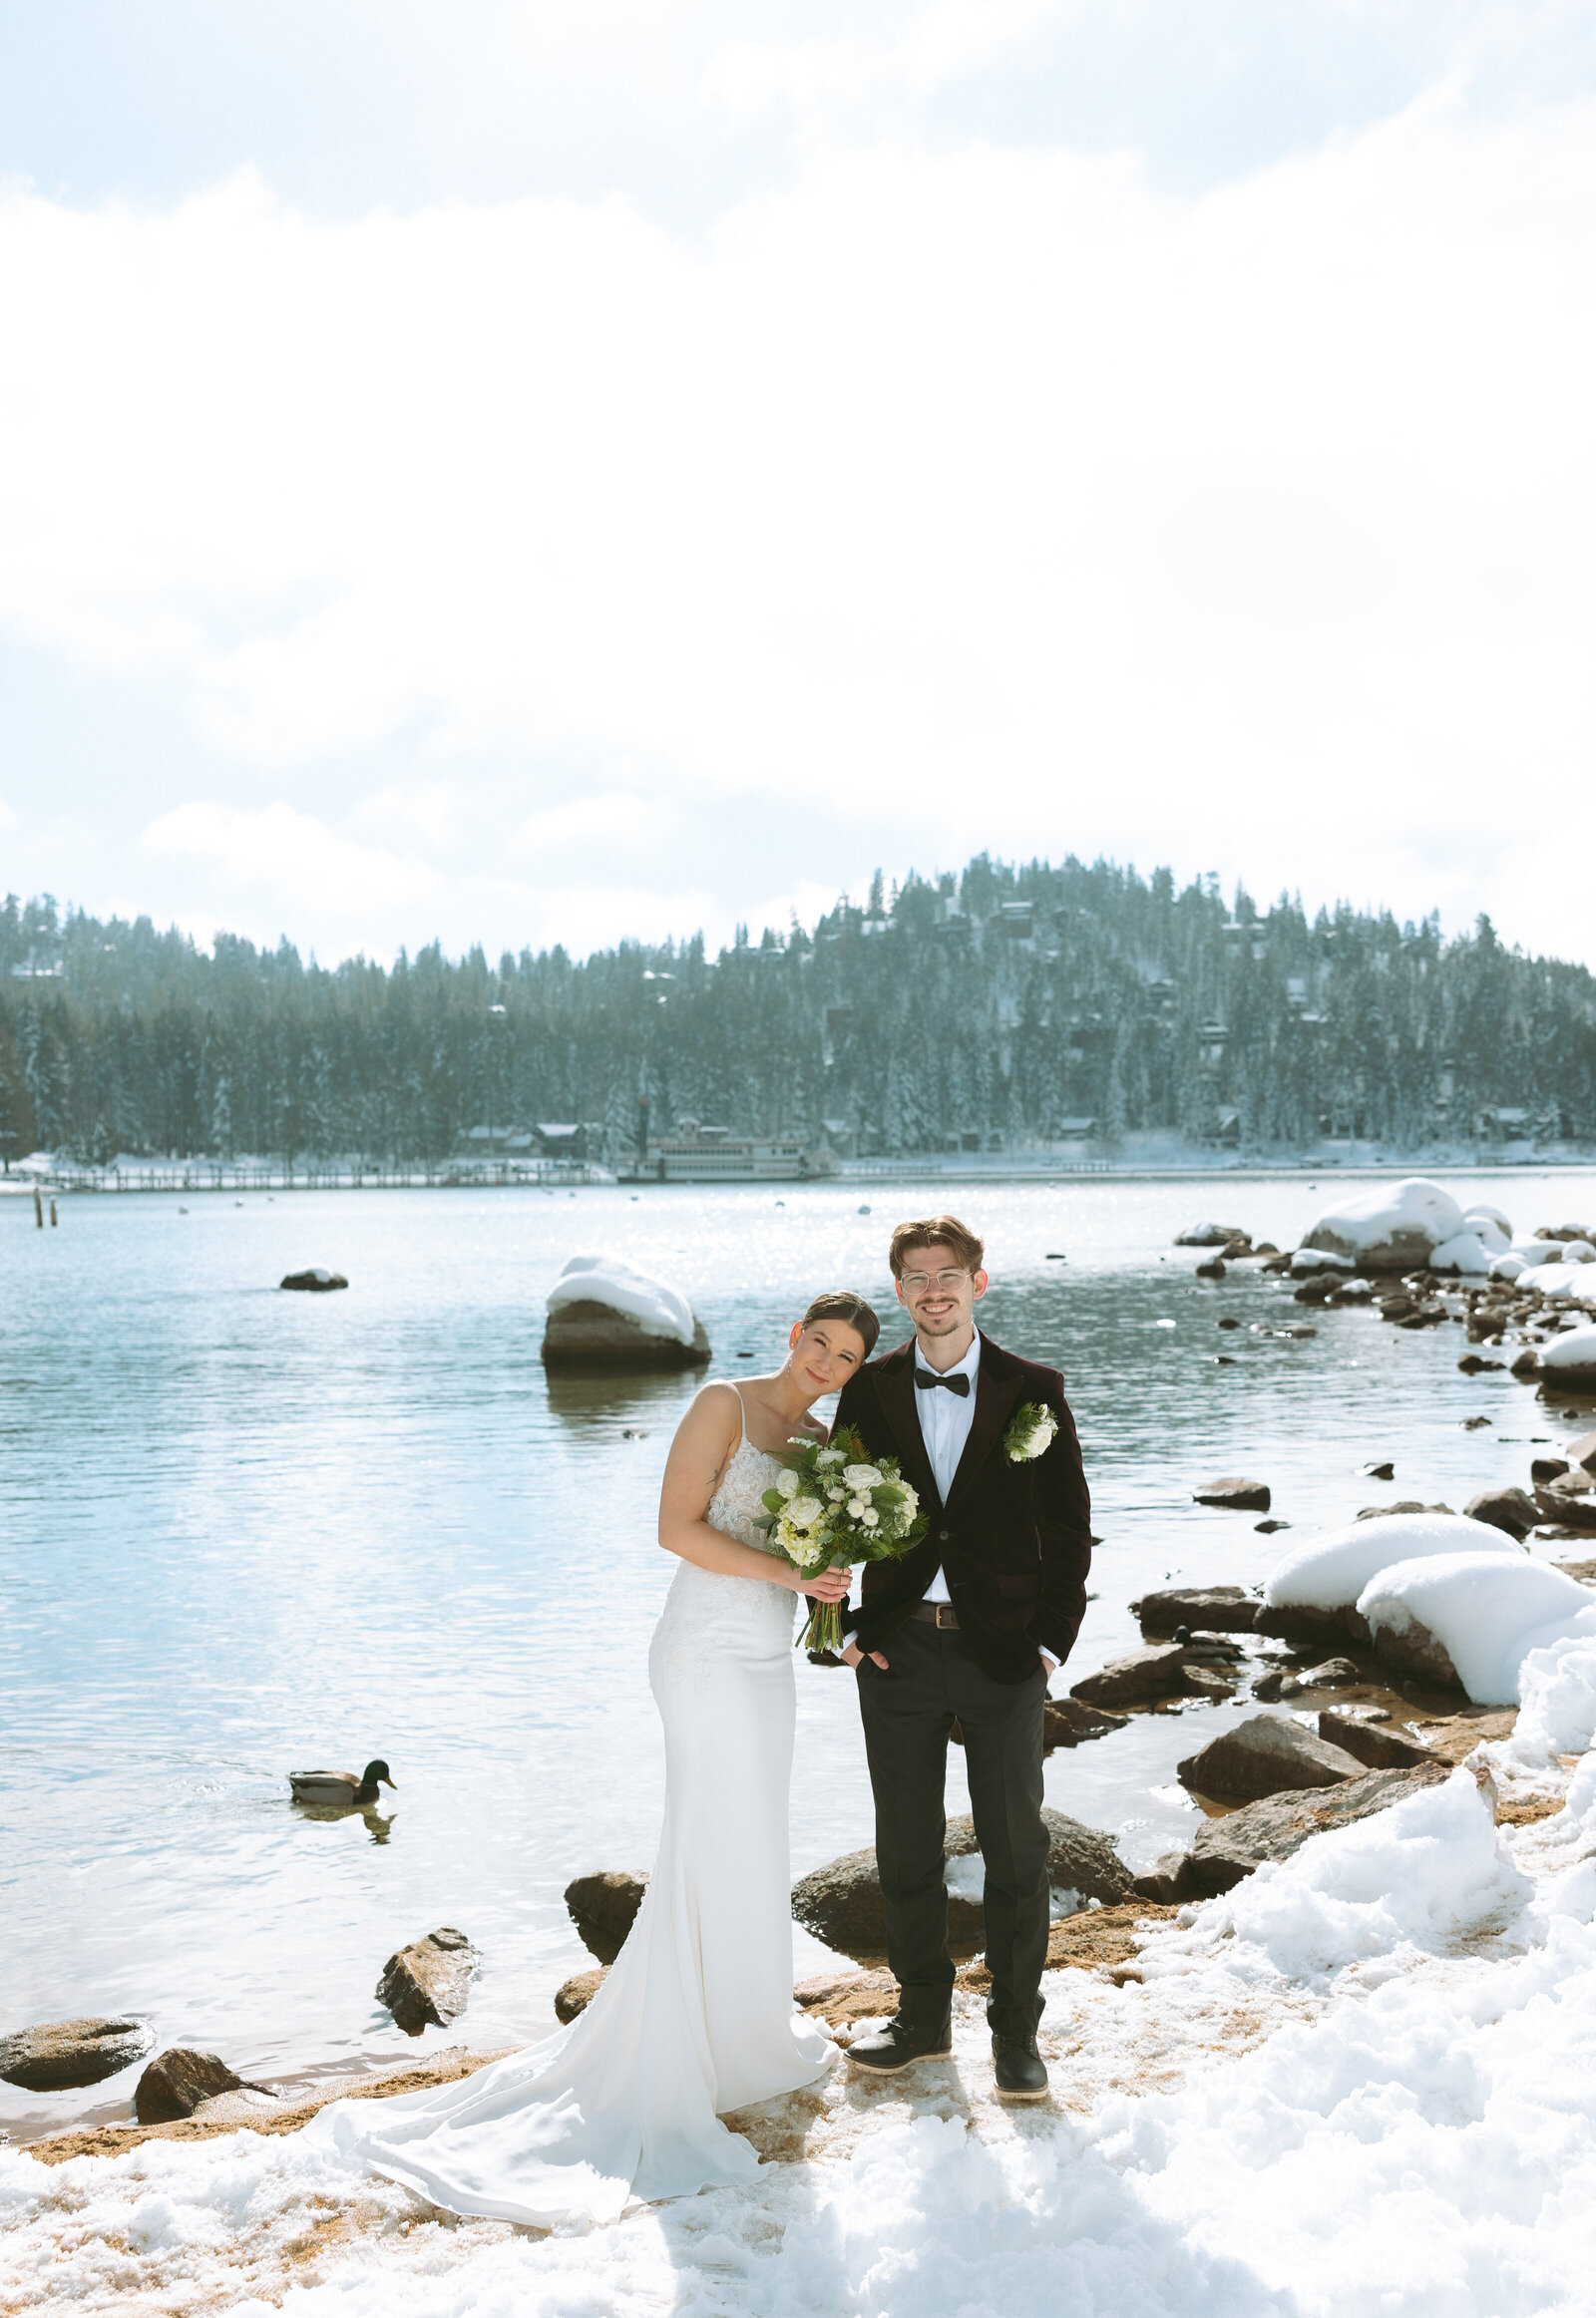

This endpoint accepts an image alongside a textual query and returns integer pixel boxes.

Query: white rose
[842,1464,883,1489]
[789,1497,824,1527]
[899,1483,919,1513]
[827,1486,845,1502]
[776,1469,800,1499]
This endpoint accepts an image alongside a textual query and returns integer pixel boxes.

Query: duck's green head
[363,1758,396,1789]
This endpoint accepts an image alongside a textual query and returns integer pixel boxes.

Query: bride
[307,1289,882,2226]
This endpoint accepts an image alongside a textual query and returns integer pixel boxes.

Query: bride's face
[786,1320,868,1399]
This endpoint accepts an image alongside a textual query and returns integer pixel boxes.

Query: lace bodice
[706,1435,787,1555]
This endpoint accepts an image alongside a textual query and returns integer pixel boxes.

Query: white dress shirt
[915,1330,983,1602]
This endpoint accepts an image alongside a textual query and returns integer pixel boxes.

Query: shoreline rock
[279,1269,348,1292]
[1193,1476,1272,1512]
[134,2048,247,2125]
[0,2016,154,2092]
[376,1926,481,2035]
[565,1871,647,1963]
[1177,1713,1365,1801]
[1189,1763,1449,1893]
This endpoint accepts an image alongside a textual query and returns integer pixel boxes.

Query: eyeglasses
[900,1269,969,1294]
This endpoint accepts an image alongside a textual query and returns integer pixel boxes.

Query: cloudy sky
[1,1,1593,967]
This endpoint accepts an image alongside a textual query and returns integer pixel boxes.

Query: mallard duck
[288,1758,396,1806]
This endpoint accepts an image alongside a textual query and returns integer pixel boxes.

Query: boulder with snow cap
[1299,1177,1465,1273]
[1357,1551,1596,1705]
[542,1254,711,1370]
[1537,1325,1596,1387]
[1263,1512,1526,1636]
[1174,1224,1248,1246]
[1429,1232,1496,1276]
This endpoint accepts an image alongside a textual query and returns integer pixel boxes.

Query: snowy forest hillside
[3,859,1595,1164]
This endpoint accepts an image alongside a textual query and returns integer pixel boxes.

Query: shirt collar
[915,1328,982,1382]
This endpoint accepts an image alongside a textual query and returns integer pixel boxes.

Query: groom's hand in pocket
[842,1642,889,1671]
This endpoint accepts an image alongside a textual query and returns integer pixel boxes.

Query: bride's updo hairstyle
[799,1290,880,1359]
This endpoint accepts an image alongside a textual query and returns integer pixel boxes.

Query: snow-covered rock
[1489,1253,1526,1281]
[1290,1246,1354,1276]
[1511,1238,1566,1266]
[1298,1176,1465,1272]
[1505,1632,1596,1762]
[1531,1271,1596,1305]
[1264,1512,1524,1617]
[1429,1231,1495,1275]
[1539,1323,1596,1382]
[1357,1551,1596,1704]
[1460,1205,1513,1249]
[542,1253,710,1369]
[1561,1240,1596,1264]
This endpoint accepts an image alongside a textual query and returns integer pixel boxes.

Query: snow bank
[1509,1237,1565,1267]
[1428,1231,1494,1274]
[1298,1176,1464,1271]
[546,1253,696,1346]
[1152,1768,1528,1984]
[1539,1324,1596,1370]
[1265,1513,1523,1613]
[1357,1551,1596,1704]
[1503,1633,1596,1763]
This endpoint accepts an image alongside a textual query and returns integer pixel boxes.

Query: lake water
[6,1168,1596,2137]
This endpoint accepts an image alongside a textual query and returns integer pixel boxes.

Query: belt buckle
[935,1603,958,1630]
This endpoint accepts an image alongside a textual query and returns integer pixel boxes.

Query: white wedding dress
[305,1395,837,2225]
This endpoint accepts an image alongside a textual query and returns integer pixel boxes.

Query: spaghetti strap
[729,1383,748,1449]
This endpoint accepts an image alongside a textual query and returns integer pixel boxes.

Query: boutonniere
[1003,1402,1058,1462]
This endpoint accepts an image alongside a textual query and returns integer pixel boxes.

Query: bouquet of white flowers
[1003,1401,1058,1461]
[760,1423,929,1657]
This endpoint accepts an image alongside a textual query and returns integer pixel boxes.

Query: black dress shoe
[992,2032,1049,2102]
[847,2014,954,2073]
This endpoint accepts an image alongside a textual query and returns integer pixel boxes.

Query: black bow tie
[915,1368,971,1396]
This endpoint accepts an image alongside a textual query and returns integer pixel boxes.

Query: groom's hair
[801,1290,881,1357]
[888,1215,986,1278]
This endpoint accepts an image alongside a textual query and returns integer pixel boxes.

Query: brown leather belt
[910,1602,960,1630]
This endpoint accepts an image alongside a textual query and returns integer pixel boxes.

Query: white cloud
[3,77,1596,963]
[141,800,440,950]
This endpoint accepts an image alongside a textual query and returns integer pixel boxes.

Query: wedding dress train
[307,1400,836,2225]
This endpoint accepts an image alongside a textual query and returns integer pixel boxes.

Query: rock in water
[565,1871,648,1963]
[1193,1475,1272,1511]
[1463,1486,1539,1541]
[1174,1224,1249,1246]
[1069,1643,1189,1707]
[1042,1697,1130,1748]
[376,1927,481,2034]
[541,1252,711,1371]
[1189,1764,1449,1893]
[1133,1584,1258,1636]
[280,1269,348,1292]
[792,1809,1128,1963]
[1298,1176,1466,1273]
[555,1968,608,2023]
[0,2016,154,2091]
[1538,1325,1596,1390]
[1317,1711,1447,1772]
[134,2048,245,2123]
[1177,1713,1365,1799]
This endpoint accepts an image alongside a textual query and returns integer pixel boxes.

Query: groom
[834,1214,1092,2102]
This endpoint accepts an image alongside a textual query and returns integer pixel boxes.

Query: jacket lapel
[944,1336,1023,1515]
[868,1340,943,1512]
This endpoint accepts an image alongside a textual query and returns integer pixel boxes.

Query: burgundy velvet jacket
[832,1332,1093,1685]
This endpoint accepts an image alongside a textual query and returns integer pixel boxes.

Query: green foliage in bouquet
[760,1423,929,1657]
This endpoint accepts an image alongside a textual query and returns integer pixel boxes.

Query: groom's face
[894,1242,989,1343]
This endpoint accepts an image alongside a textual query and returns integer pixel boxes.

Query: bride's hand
[795,1565,854,1603]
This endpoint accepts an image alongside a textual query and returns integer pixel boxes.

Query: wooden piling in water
[50,1197,59,1226]
[33,1184,43,1228]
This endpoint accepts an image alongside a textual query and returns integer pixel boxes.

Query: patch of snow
[1508,1237,1564,1267]
[546,1253,696,1346]
[1428,1230,1494,1274]
[1538,1326,1596,1369]
[1489,1253,1526,1281]
[1299,1175,1464,1267]
[1265,1513,1523,1613]
[1357,1551,1596,1705]
[1144,1767,1528,1985]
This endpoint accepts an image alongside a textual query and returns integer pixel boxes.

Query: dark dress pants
[855,1619,1049,2041]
